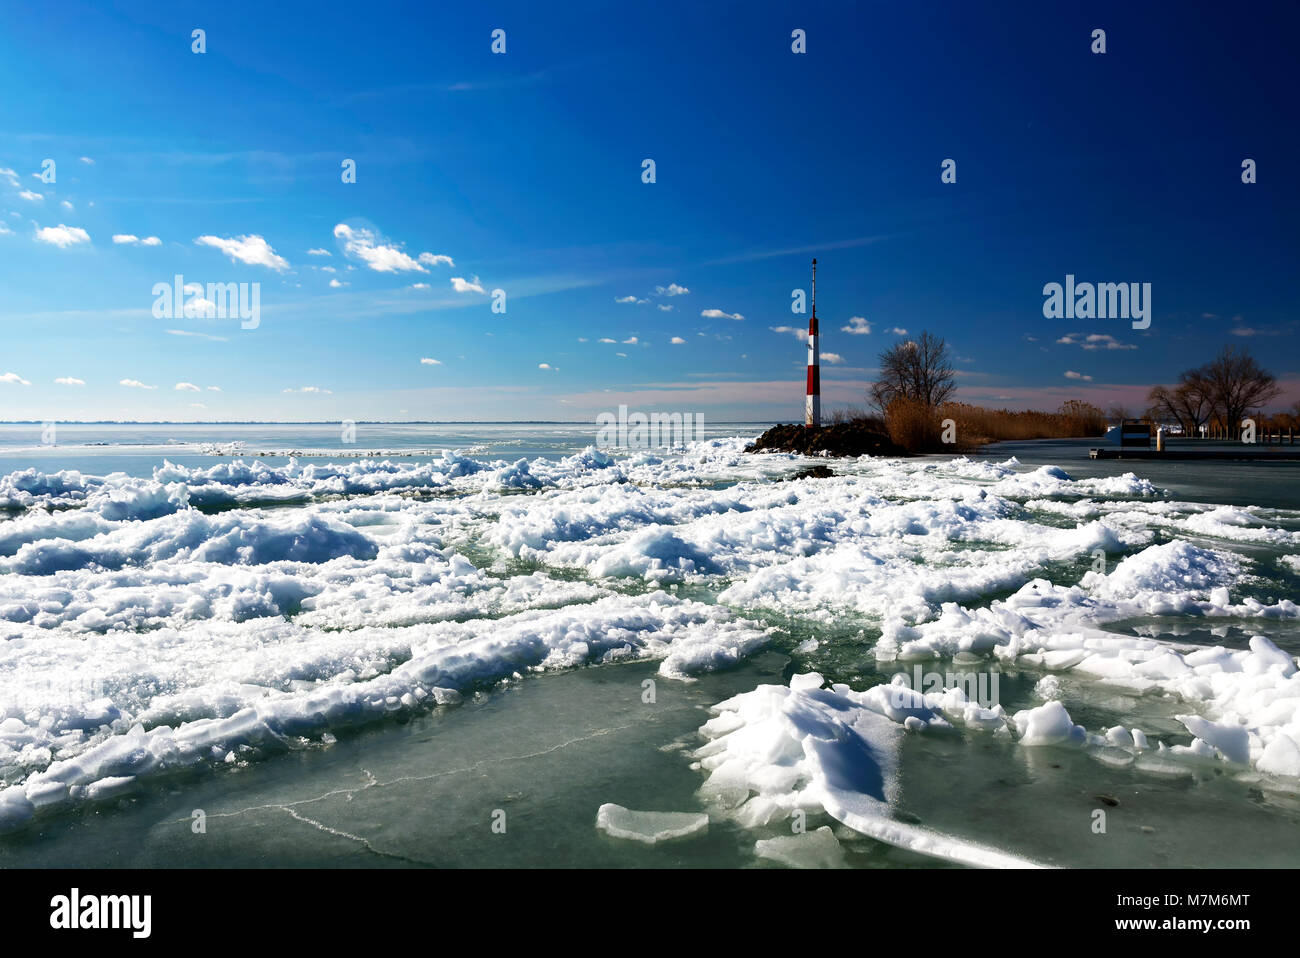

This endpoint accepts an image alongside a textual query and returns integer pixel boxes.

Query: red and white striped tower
[805,258,821,428]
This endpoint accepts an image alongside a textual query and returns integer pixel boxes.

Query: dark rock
[745,421,906,458]
[783,465,836,481]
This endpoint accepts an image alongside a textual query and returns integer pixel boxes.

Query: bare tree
[1148,368,1213,434]
[871,331,956,411]
[1201,345,1280,437]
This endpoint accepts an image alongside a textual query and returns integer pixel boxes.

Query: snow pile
[0,592,769,829]
[693,673,1044,867]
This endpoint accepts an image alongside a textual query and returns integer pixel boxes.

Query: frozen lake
[1,425,1298,867]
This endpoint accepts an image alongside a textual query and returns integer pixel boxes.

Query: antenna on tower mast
[811,258,817,317]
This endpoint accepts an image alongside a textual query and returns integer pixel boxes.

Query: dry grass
[885,398,943,453]
[868,399,1108,453]
[939,401,1107,445]
[823,399,1109,454]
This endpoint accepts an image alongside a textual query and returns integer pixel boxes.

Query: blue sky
[1,0,1297,422]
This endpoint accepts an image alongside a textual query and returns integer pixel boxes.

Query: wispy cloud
[701,308,744,321]
[165,329,228,342]
[703,233,896,267]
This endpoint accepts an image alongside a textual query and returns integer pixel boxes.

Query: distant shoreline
[0,420,783,426]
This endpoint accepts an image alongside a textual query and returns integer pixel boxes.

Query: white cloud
[79,157,95,165]
[141,236,161,246]
[451,275,485,294]
[656,304,674,312]
[409,282,430,289]
[670,336,685,344]
[54,377,85,386]
[333,223,439,273]
[701,308,744,321]
[175,382,200,391]
[598,338,617,344]
[615,295,638,304]
[0,372,31,385]
[841,317,871,335]
[306,248,331,256]
[1064,370,1093,381]
[120,378,157,390]
[616,352,627,358]
[195,234,289,271]
[770,325,809,342]
[35,224,90,248]
[418,252,453,267]
[18,190,43,202]
[0,168,19,187]
[183,292,216,317]
[622,336,639,344]
[60,200,74,211]
[577,337,588,342]
[0,221,10,236]
[886,327,908,335]
[655,283,689,297]
[1056,333,1136,351]
[538,363,555,370]
[820,352,844,364]
[189,403,206,409]
[420,357,442,365]
[207,386,222,392]
[282,386,333,394]
[112,234,139,244]
[329,278,346,288]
